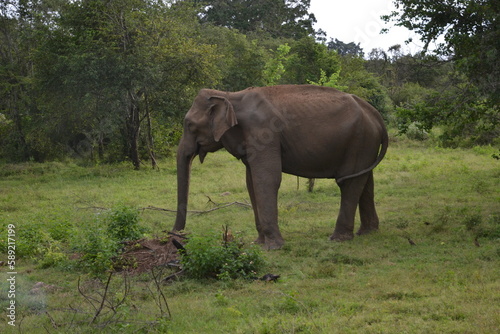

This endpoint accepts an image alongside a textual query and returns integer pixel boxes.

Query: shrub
[38,244,68,269]
[405,122,429,141]
[78,205,145,276]
[79,227,119,276]
[181,232,265,280]
[14,223,54,257]
[106,205,144,242]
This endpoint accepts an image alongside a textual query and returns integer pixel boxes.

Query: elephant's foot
[253,235,265,245]
[356,227,378,236]
[330,231,354,242]
[264,238,284,250]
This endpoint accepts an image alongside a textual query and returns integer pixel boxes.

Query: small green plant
[78,205,145,276]
[38,244,68,269]
[15,223,55,257]
[106,205,144,242]
[79,227,119,276]
[181,231,265,280]
[308,68,348,91]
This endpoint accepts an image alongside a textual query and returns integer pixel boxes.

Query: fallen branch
[167,231,188,239]
[77,206,109,211]
[78,200,252,214]
[163,269,185,282]
[142,201,252,215]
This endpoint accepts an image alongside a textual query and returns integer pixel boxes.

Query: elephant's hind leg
[357,171,379,236]
[330,173,369,241]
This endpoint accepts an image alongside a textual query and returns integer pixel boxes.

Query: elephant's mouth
[195,142,208,163]
[196,141,223,163]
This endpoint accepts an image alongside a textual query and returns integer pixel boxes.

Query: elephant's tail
[336,128,389,185]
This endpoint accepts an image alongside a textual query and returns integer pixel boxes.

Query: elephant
[173,85,388,250]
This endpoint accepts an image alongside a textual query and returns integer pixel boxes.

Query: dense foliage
[383,0,499,145]
[181,231,265,280]
[0,0,498,167]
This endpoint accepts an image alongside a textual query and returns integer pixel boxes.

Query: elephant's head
[173,89,238,231]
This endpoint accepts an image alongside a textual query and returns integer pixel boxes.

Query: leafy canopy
[382,0,499,105]
[200,0,317,39]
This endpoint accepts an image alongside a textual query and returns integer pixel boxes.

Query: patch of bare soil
[119,235,184,274]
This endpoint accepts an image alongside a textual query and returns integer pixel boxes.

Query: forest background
[1,0,498,169]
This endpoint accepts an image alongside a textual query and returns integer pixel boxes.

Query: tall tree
[327,38,364,57]
[0,0,67,161]
[201,25,266,91]
[383,0,499,144]
[200,0,317,39]
[383,0,499,106]
[283,36,340,84]
[35,0,220,167]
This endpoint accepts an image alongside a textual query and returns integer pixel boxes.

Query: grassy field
[1,137,499,333]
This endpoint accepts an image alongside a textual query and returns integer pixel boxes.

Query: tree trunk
[126,90,141,170]
[12,96,30,161]
[144,92,158,169]
[308,178,315,192]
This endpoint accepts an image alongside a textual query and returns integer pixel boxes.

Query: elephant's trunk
[173,133,197,231]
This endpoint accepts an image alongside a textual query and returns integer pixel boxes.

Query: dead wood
[142,201,251,215]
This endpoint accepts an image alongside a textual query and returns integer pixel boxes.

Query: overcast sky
[310,0,422,54]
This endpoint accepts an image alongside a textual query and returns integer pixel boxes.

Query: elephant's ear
[208,96,238,142]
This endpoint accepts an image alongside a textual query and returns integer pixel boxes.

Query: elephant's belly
[281,151,339,179]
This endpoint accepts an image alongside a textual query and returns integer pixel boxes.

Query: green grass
[1,137,499,333]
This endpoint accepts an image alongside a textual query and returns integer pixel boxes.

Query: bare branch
[142,201,252,215]
[91,272,113,324]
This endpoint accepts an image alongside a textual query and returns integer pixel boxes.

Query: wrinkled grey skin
[173,85,388,250]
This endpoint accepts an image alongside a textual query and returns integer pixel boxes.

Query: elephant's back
[264,85,385,179]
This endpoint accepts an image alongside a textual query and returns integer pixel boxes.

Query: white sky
[310,0,423,54]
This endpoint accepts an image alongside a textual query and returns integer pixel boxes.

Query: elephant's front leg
[246,167,265,244]
[331,173,370,241]
[245,158,284,250]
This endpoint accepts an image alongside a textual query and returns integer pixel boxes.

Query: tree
[283,36,340,84]
[201,25,266,91]
[383,0,499,145]
[262,43,291,86]
[35,0,220,167]
[0,0,69,162]
[339,56,392,117]
[327,38,364,57]
[383,0,499,107]
[200,0,317,39]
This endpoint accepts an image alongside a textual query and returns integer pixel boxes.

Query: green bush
[181,232,265,280]
[78,205,145,276]
[0,221,70,269]
[15,223,54,257]
[38,244,68,269]
[79,226,119,276]
[106,205,144,242]
[405,122,429,141]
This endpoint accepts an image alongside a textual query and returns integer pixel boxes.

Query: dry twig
[91,272,113,323]
[142,201,251,215]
